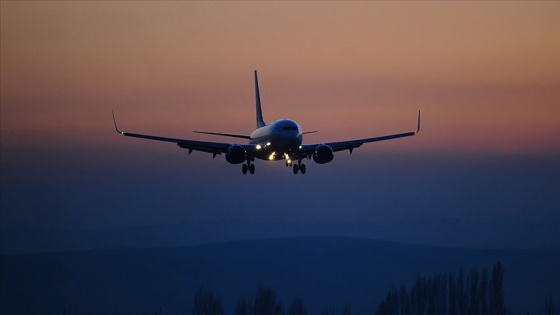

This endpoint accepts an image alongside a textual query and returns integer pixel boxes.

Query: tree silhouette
[489,262,506,315]
[235,297,254,315]
[468,268,479,315]
[188,263,518,315]
[457,268,467,315]
[375,262,507,315]
[192,287,223,315]
[436,273,448,315]
[319,307,336,315]
[545,296,555,315]
[253,286,284,315]
[479,269,488,315]
[449,272,458,315]
[288,298,307,315]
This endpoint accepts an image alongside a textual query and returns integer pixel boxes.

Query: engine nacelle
[313,144,334,164]
[225,145,246,164]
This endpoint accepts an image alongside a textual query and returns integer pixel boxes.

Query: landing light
[269,152,277,160]
[266,142,271,146]
[256,144,262,150]
[299,145,302,149]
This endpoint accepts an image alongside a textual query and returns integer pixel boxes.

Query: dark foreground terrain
[1,237,558,315]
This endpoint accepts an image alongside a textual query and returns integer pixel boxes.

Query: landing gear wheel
[300,164,306,174]
[293,164,299,174]
[249,164,255,174]
[242,164,248,174]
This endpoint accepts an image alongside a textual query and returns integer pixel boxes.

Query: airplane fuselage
[248,119,303,161]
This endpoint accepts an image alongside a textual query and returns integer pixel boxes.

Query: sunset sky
[1,2,559,253]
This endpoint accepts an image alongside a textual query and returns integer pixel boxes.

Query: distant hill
[1,237,558,315]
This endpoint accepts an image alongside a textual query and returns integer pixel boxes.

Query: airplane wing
[112,112,244,157]
[298,111,420,156]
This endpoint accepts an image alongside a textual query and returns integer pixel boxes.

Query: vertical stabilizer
[254,70,266,128]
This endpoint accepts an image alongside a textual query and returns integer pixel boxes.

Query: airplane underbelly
[252,135,301,161]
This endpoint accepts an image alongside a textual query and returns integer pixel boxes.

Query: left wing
[112,112,239,157]
[299,111,420,155]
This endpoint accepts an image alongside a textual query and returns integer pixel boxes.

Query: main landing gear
[292,160,306,175]
[242,160,255,175]
[286,157,306,175]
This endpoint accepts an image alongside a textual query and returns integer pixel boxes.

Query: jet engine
[313,144,334,164]
[225,145,246,164]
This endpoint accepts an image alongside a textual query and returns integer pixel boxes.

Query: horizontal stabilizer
[193,130,251,139]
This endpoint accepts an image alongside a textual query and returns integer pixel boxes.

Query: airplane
[112,70,420,175]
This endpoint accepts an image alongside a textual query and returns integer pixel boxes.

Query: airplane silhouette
[113,70,420,174]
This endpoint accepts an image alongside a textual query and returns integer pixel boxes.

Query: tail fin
[254,70,266,128]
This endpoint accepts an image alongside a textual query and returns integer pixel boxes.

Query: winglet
[254,70,266,128]
[112,111,124,134]
[416,110,421,133]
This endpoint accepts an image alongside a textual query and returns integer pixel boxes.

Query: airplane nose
[277,134,301,148]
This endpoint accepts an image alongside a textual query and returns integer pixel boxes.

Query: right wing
[112,112,238,157]
[325,126,418,153]
[297,111,420,156]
